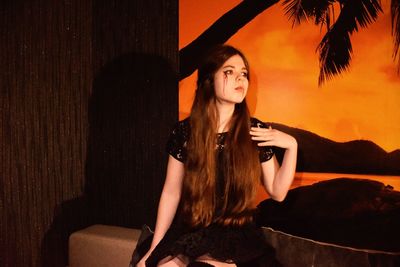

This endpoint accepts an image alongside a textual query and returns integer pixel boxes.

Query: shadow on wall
[41,53,177,267]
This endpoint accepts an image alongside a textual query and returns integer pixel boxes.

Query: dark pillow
[257,178,400,252]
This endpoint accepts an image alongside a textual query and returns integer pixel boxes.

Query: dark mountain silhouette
[269,123,400,175]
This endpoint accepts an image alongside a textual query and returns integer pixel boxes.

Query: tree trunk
[179,0,279,80]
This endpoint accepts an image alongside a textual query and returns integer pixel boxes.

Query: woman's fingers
[250,127,273,136]
[250,127,276,146]
[257,141,274,146]
[250,134,274,141]
[250,127,296,149]
[250,126,272,132]
[250,127,275,138]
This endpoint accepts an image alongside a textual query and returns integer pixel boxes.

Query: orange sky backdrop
[179,0,400,153]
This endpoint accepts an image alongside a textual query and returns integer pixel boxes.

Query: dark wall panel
[1,1,92,266]
[0,0,178,266]
[86,0,178,228]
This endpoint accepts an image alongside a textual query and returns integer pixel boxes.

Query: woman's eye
[223,70,233,75]
[241,72,248,78]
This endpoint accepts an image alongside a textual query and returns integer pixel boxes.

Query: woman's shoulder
[177,117,190,128]
[170,117,190,139]
[250,117,275,162]
[166,118,190,162]
[250,117,270,128]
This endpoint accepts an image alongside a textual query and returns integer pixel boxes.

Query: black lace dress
[144,118,281,267]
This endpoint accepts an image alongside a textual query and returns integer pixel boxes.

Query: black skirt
[143,222,282,267]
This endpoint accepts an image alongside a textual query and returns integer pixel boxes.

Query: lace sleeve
[166,119,189,162]
[258,145,274,163]
[250,118,275,163]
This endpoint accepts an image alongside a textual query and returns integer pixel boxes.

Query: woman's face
[213,54,249,105]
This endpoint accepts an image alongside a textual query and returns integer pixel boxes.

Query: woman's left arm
[250,126,298,202]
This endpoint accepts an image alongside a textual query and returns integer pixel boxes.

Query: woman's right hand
[136,156,184,266]
[136,250,152,267]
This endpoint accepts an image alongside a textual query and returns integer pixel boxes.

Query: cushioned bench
[69,224,141,267]
[263,227,400,267]
[69,179,400,266]
[69,224,400,267]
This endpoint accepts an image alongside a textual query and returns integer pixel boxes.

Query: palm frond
[317,0,382,85]
[283,0,336,28]
[392,0,400,71]
[338,0,382,33]
[282,0,309,27]
[317,25,352,85]
[314,0,335,27]
[283,0,384,85]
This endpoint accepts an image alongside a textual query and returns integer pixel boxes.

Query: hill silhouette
[269,123,400,175]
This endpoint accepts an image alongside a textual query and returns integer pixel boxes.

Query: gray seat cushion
[263,227,400,267]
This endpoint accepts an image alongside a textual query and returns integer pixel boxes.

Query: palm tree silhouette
[180,0,400,86]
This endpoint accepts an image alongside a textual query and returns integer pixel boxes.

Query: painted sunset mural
[178,0,400,195]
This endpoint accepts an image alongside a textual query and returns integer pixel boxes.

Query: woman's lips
[235,86,244,91]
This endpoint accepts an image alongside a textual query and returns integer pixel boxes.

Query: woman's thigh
[157,255,187,267]
[195,255,236,267]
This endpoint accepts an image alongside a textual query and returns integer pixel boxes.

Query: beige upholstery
[69,224,141,267]
[69,224,400,267]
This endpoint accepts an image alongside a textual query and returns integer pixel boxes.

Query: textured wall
[0,0,178,266]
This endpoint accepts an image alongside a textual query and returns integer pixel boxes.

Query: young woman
[137,45,297,267]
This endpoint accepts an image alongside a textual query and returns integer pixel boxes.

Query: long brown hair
[181,45,261,227]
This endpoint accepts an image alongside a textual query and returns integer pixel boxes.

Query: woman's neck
[216,102,235,133]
